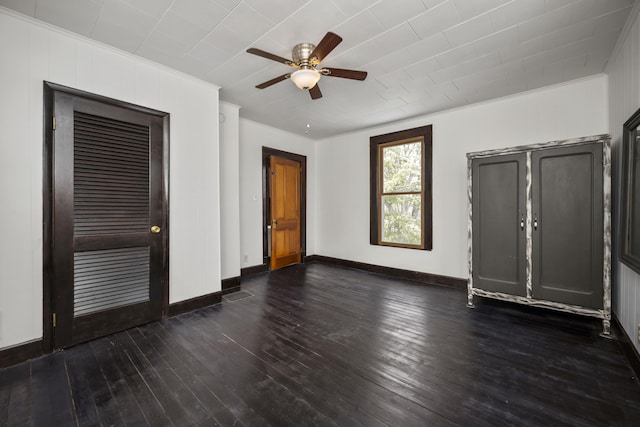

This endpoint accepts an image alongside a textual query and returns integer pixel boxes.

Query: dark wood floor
[1,263,639,426]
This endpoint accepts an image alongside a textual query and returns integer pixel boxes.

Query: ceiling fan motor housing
[292,42,317,68]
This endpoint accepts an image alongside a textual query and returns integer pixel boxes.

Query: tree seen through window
[380,141,423,245]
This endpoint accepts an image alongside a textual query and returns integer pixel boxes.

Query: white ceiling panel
[365,48,417,75]
[0,0,634,139]
[214,3,275,45]
[569,0,633,23]
[137,30,191,62]
[0,0,35,16]
[212,0,243,10]
[404,57,442,80]
[489,0,545,32]
[421,0,448,10]
[265,1,347,49]
[168,0,230,31]
[593,7,634,35]
[545,0,580,12]
[376,69,414,89]
[186,39,234,67]
[537,19,596,50]
[331,11,384,52]
[409,0,462,40]
[378,85,411,101]
[328,0,374,16]
[434,42,477,68]
[91,0,156,52]
[153,11,212,47]
[452,0,510,21]
[473,25,519,56]
[242,0,302,22]
[35,0,102,37]
[500,36,547,63]
[121,0,172,18]
[522,38,591,70]
[367,23,421,59]
[369,0,426,30]
[408,32,452,61]
[203,25,252,56]
[517,3,574,42]
[443,13,495,48]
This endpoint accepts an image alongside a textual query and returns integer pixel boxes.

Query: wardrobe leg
[599,318,612,339]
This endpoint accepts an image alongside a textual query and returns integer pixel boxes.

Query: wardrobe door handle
[533,216,538,231]
[520,215,524,231]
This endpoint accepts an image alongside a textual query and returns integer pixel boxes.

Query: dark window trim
[620,107,640,274]
[370,125,432,250]
[261,147,307,267]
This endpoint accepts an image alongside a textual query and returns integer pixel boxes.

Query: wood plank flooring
[1,262,639,426]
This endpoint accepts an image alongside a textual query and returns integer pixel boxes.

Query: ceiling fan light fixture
[291,69,321,90]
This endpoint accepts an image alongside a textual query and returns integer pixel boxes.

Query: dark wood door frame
[42,81,170,352]
[262,147,307,269]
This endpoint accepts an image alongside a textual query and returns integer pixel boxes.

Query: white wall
[315,75,609,280]
[220,102,241,280]
[0,9,221,350]
[607,2,640,353]
[239,119,315,268]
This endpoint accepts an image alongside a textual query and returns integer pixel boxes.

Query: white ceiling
[0,0,634,139]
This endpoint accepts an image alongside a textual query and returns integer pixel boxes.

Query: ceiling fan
[246,32,367,100]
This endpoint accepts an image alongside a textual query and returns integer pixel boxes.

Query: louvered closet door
[52,91,167,348]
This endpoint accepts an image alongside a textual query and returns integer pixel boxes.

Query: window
[370,125,432,250]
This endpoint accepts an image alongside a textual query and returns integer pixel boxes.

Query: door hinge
[52,116,56,131]
[52,312,56,327]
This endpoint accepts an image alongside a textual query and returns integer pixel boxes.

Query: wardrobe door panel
[472,153,527,296]
[531,143,603,309]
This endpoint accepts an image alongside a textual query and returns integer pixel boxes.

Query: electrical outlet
[243,254,248,263]
[637,324,640,343]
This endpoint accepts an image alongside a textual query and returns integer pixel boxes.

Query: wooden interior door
[47,84,168,348]
[270,156,301,270]
[472,153,527,296]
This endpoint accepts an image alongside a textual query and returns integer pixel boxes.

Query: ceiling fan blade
[323,68,368,80]
[309,84,322,100]
[256,74,290,89]
[247,48,294,67]
[310,32,343,62]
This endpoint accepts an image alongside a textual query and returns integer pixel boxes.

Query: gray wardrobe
[467,134,611,335]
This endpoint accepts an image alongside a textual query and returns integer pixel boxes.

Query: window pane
[381,194,422,245]
[631,140,640,255]
[382,141,422,193]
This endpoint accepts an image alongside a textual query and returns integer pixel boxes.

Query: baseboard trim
[0,339,43,368]
[305,255,467,290]
[222,276,241,295]
[241,264,269,277]
[303,255,319,263]
[168,291,222,317]
[613,314,640,382]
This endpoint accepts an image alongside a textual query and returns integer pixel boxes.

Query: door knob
[151,225,161,233]
[273,220,278,226]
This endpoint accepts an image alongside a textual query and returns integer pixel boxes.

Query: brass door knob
[151,225,161,233]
